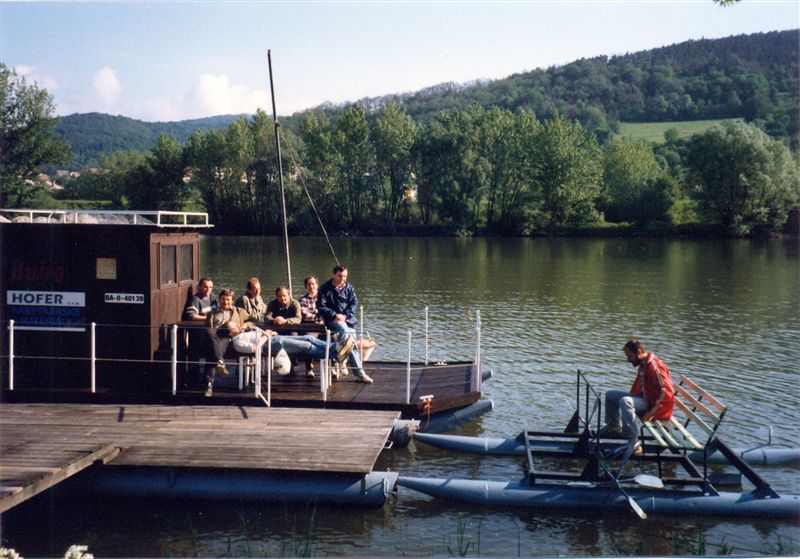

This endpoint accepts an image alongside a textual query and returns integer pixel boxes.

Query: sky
[1,1,797,122]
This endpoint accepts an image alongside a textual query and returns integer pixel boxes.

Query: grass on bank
[619,118,743,144]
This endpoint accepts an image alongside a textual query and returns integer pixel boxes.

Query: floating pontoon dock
[0,403,400,512]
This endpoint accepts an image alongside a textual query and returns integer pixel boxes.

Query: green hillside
[56,113,246,168]
[55,29,798,168]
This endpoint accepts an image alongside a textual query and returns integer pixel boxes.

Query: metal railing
[0,209,213,228]
[2,306,484,405]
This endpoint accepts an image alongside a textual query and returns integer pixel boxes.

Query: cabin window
[179,244,193,282]
[96,258,117,280]
[160,245,177,286]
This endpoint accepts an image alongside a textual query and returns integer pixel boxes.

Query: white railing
[2,306,484,402]
[0,209,213,228]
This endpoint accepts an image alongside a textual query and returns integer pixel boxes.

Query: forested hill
[57,29,798,168]
[354,29,798,136]
[56,113,245,168]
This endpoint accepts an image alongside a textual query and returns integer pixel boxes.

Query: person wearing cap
[598,339,675,453]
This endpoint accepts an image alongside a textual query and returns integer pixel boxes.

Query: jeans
[268,335,334,359]
[604,389,649,439]
[326,322,366,377]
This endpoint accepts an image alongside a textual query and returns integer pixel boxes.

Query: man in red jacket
[599,340,675,448]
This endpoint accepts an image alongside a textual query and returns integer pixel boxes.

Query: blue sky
[2,1,797,122]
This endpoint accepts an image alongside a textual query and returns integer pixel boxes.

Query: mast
[268,50,292,294]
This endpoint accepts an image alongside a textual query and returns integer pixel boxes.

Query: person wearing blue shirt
[317,265,373,384]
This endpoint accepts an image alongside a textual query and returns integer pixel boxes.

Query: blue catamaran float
[400,372,800,519]
[413,431,800,466]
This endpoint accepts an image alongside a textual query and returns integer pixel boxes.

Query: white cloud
[184,73,269,118]
[98,72,308,122]
[13,65,60,91]
[93,67,122,107]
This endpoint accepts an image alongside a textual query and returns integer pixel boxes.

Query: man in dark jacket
[317,265,373,383]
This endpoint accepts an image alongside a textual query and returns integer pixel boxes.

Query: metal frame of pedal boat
[522,371,782,501]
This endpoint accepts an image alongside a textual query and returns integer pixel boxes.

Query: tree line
[53,29,800,170]
[310,29,800,149]
[62,102,799,237]
[2,62,798,237]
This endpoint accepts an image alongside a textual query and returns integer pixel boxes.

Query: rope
[284,145,339,265]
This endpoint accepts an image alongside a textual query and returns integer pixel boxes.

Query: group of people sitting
[183,265,374,397]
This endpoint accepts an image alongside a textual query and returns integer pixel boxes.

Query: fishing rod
[267,49,292,294]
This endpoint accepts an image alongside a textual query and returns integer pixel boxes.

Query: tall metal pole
[268,50,293,294]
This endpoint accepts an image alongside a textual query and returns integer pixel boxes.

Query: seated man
[235,277,267,322]
[599,339,675,453]
[265,286,302,326]
[182,277,217,385]
[203,289,258,397]
[317,264,373,384]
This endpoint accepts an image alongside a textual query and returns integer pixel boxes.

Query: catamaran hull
[413,433,800,466]
[398,476,800,519]
[69,467,398,506]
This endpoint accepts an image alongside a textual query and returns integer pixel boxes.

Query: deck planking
[253,361,480,415]
[0,403,399,513]
[3,362,482,419]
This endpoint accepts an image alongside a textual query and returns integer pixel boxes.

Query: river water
[5,236,799,556]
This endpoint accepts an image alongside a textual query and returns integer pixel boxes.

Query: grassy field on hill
[618,118,743,143]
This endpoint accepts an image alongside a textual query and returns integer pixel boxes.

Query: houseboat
[0,209,491,427]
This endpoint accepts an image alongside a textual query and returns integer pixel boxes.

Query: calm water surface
[5,237,799,556]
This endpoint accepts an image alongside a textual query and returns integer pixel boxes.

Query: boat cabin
[0,209,212,393]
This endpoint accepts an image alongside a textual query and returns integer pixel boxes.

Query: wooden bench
[641,375,727,454]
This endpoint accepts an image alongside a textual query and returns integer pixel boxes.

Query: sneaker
[631,442,644,456]
[336,335,355,363]
[215,360,229,378]
[306,370,315,379]
[354,372,373,384]
[204,382,213,397]
[598,424,623,436]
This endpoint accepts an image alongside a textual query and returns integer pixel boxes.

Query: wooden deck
[226,360,481,417]
[0,403,399,513]
[1,361,482,418]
